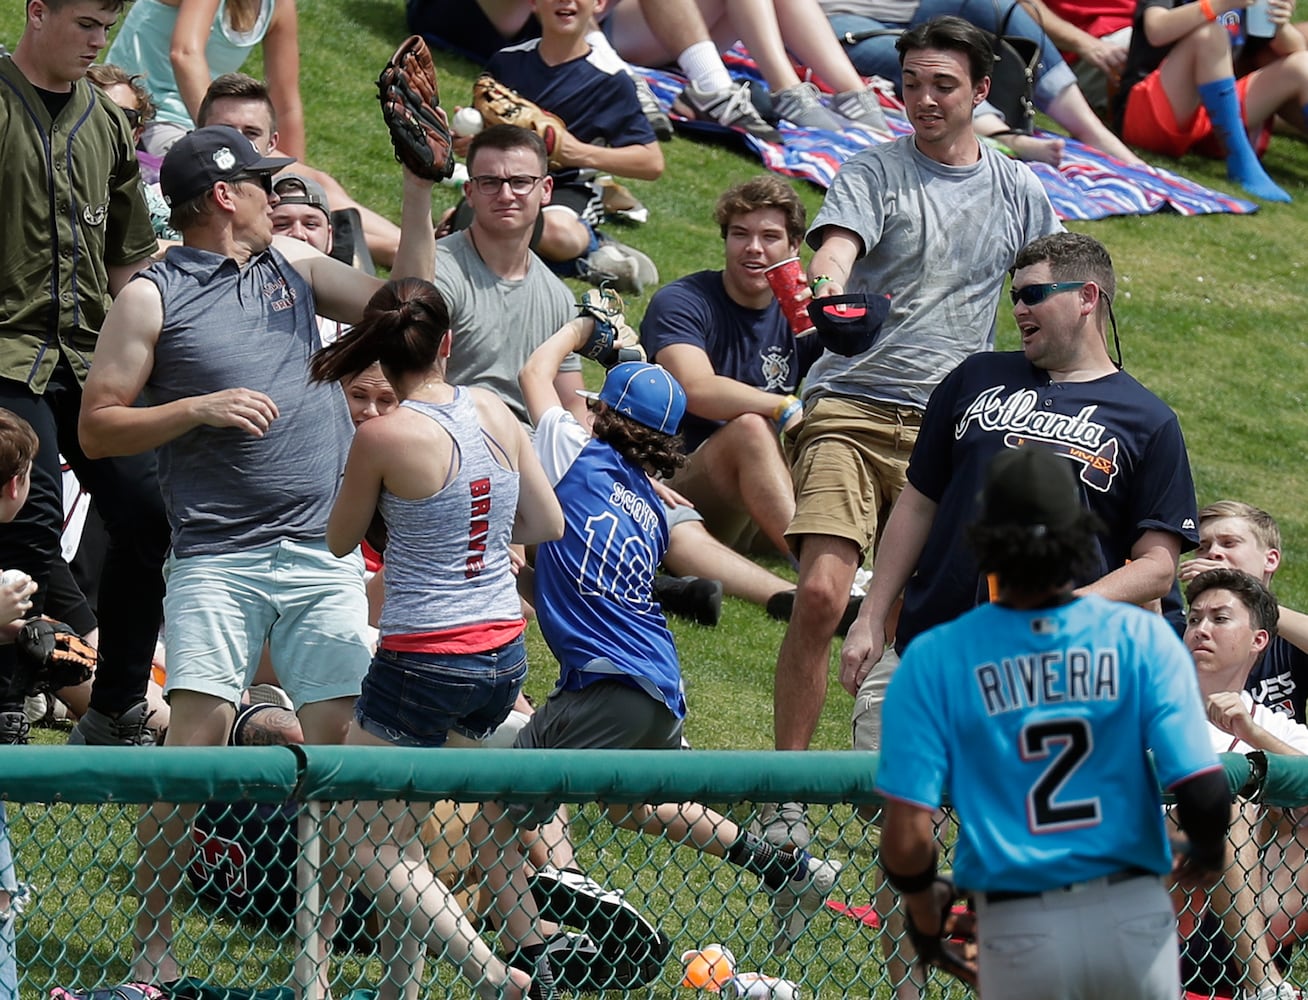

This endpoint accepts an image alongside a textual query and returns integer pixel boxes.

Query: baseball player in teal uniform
[876,446,1231,999]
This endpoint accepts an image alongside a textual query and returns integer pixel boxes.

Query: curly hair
[309,278,450,384]
[591,405,687,481]
[967,510,1105,596]
[1185,568,1279,638]
[714,175,806,245]
[87,64,156,126]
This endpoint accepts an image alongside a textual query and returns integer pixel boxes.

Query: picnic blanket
[638,52,1257,220]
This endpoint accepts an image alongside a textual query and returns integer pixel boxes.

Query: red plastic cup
[763,257,816,337]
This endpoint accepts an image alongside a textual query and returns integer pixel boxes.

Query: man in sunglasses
[0,0,170,748]
[76,124,438,984]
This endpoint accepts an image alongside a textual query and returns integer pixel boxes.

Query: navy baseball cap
[160,125,295,206]
[976,447,1081,532]
[806,293,891,357]
[578,362,686,435]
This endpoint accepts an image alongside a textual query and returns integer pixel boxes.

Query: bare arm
[806,227,863,299]
[1207,691,1308,755]
[656,342,784,421]
[79,279,279,457]
[1276,605,1308,652]
[389,170,437,282]
[1025,0,1128,77]
[107,258,155,298]
[520,319,588,425]
[554,136,665,180]
[170,0,224,125]
[553,367,590,425]
[1142,0,1250,49]
[840,483,938,695]
[262,0,305,160]
[1075,529,1181,606]
[277,236,383,324]
[326,423,385,556]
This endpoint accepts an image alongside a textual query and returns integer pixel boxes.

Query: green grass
[5,2,1308,995]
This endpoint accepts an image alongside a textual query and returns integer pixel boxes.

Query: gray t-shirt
[433,231,580,427]
[819,0,919,20]
[805,136,1062,409]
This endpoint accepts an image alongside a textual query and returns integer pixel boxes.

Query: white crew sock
[677,40,732,92]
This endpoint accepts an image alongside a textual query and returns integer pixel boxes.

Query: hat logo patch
[213,147,237,171]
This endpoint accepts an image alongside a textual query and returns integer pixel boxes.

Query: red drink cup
[763,257,816,337]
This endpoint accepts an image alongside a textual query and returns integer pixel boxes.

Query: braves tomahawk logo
[957,386,1121,492]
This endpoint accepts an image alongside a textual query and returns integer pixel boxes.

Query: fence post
[294,799,325,1000]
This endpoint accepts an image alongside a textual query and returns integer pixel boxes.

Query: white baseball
[0,569,30,588]
[452,107,484,137]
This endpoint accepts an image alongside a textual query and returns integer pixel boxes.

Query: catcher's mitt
[15,618,96,695]
[904,877,978,988]
[377,35,455,181]
[472,73,570,171]
[577,287,645,368]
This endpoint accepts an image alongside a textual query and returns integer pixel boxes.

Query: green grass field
[4,1,1308,994]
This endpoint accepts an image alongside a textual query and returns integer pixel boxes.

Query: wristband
[1199,0,1217,21]
[882,848,939,896]
[772,394,800,422]
[774,399,803,435]
[810,274,834,295]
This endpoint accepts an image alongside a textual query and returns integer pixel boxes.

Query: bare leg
[773,534,860,751]
[537,209,593,264]
[664,520,793,607]
[476,0,538,37]
[1044,84,1145,165]
[606,801,739,854]
[974,111,1066,166]
[131,690,235,983]
[771,0,869,92]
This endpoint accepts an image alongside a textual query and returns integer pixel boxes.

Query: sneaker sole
[528,870,670,984]
[545,932,670,990]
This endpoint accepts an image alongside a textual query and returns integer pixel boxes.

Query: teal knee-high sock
[1197,77,1290,202]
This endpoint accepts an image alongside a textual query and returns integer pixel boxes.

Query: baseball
[0,569,30,588]
[452,107,484,137]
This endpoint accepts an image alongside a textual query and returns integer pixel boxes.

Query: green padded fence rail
[0,748,1304,999]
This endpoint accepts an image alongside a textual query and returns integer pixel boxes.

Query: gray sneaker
[770,853,843,955]
[630,73,673,140]
[581,238,659,295]
[673,81,782,143]
[0,710,30,745]
[831,86,892,136]
[754,800,811,851]
[68,700,156,746]
[773,82,845,131]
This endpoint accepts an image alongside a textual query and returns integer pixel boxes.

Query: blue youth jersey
[876,594,1219,893]
[534,438,687,719]
[640,270,822,451]
[898,351,1198,650]
[1246,635,1308,723]
[486,40,654,188]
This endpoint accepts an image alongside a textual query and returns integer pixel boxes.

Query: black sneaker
[0,710,30,745]
[653,575,723,626]
[68,700,156,746]
[766,591,864,637]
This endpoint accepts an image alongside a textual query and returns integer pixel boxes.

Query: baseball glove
[472,73,570,171]
[577,287,645,368]
[904,877,978,988]
[377,35,456,181]
[15,618,96,695]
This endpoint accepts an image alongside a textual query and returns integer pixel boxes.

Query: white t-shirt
[1207,691,1308,754]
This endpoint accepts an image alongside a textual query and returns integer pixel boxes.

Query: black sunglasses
[116,105,142,128]
[468,174,544,196]
[231,172,276,196]
[1009,281,1087,306]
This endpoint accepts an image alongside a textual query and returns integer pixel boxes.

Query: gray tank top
[140,245,352,556]
[378,390,522,637]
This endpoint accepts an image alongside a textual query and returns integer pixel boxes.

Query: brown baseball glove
[576,287,644,368]
[377,35,455,181]
[472,73,570,171]
[15,618,96,695]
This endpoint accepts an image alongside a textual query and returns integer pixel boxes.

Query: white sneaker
[772,82,844,131]
[831,86,892,136]
[1243,985,1305,1000]
[770,853,842,955]
[673,81,782,143]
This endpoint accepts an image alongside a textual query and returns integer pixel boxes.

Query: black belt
[982,866,1153,905]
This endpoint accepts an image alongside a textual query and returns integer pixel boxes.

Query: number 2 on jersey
[1021,718,1101,833]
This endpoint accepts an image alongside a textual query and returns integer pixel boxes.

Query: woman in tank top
[107,0,304,157]
[310,278,562,1000]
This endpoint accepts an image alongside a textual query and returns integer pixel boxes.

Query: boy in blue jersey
[876,446,1230,1000]
[502,327,842,964]
[478,0,663,286]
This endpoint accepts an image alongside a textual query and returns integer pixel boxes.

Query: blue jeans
[827,4,1076,112]
[356,636,528,748]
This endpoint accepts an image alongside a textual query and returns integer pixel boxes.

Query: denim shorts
[355,635,528,748]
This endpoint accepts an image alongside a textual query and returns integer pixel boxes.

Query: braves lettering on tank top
[140,244,351,556]
[378,390,522,638]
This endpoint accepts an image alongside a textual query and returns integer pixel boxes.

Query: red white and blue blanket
[639,56,1256,220]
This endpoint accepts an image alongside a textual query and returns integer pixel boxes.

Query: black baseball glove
[903,876,979,989]
[15,618,96,695]
[377,35,456,181]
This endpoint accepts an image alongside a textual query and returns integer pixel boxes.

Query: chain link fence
[0,748,1304,998]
